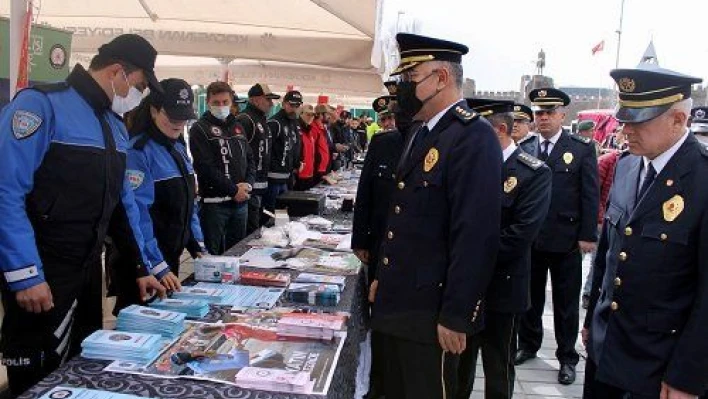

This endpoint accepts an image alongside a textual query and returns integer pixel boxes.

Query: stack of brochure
[81,330,163,363]
[116,305,186,339]
[284,283,341,306]
[276,313,346,340]
[294,273,346,291]
[149,298,210,318]
[171,286,227,303]
[235,366,315,394]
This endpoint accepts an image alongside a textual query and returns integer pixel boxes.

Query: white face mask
[210,105,231,120]
[111,69,143,115]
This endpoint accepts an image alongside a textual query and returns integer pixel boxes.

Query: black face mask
[396,71,440,117]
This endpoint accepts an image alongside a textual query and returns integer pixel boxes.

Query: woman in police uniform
[110,79,206,312]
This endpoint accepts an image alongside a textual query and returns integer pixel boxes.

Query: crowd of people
[351,33,708,399]
[0,30,706,399]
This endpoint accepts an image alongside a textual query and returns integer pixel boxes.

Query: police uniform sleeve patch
[570,134,592,144]
[517,152,543,170]
[12,110,43,140]
[126,170,145,190]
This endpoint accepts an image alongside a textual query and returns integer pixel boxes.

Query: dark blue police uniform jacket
[586,133,708,396]
[487,148,551,314]
[519,131,599,252]
[371,101,502,342]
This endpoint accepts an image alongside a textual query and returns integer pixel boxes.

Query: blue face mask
[210,105,231,120]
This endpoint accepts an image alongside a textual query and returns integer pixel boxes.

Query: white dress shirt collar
[642,129,690,176]
[503,142,518,162]
[426,99,463,131]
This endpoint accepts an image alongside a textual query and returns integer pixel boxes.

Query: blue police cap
[466,98,515,117]
[610,64,702,123]
[513,104,534,122]
[391,33,469,76]
[528,88,571,111]
[691,106,708,134]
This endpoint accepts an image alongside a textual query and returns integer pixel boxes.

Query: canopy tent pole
[9,0,28,98]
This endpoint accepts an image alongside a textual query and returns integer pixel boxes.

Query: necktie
[413,125,430,150]
[636,162,656,204]
[539,140,550,161]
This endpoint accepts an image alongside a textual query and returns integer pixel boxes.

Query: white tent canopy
[1,0,383,71]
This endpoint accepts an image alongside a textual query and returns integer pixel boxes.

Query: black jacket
[519,131,599,253]
[585,134,708,396]
[267,109,300,183]
[236,104,271,194]
[486,148,551,313]
[189,112,255,201]
[372,102,501,342]
[352,130,404,273]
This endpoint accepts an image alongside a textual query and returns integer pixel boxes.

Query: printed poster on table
[105,323,346,395]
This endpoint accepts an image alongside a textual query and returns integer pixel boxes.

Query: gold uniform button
[660,233,668,241]
[383,257,389,266]
[619,252,627,261]
[614,277,622,287]
[398,182,405,190]
[387,231,394,240]
[394,205,401,214]
[611,301,619,311]
[624,227,633,236]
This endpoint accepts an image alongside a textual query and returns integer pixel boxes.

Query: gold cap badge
[618,78,636,93]
[424,147,439,172]
[662,195,684,222]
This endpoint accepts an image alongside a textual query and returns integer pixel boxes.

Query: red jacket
[597,151,620,224]
[298,123,316,179]
[311,121,330,173]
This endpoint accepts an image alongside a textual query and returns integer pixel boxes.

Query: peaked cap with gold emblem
[391,33,469,76]
[528,87,570,111]
[610,64,702,123]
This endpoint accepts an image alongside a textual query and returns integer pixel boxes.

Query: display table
[20,211,367,399]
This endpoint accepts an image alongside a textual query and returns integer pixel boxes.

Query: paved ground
[469,254,591,399]
[0,254,593,399]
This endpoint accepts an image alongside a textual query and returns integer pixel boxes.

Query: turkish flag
[591,40,605,56]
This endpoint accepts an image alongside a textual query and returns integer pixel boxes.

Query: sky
[381,0,708,91]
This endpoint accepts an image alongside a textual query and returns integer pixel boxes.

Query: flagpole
[615,0,626,68]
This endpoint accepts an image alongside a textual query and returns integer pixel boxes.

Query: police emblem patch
[179,89,189,100]
[211,126,222,137]
[126,170,145,190]
[504,176,518,193]
[563,152,574,164]
[424,147,439,172]
[257,123,265,134]
[12,110,42,140]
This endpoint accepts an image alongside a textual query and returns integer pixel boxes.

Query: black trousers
[0,256,103,397]
[518,249,582,365]
[457,312,518,399]
[246,194,263,235]
[583,357,658,399]
[381,333,459,399]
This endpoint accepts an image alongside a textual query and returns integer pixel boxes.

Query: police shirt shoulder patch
[12,110,43,140]
[570,134,592,145]
[126,170,145,190]
[453,105,479,124]
[517,134,536,146]
[517,152,544,170]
